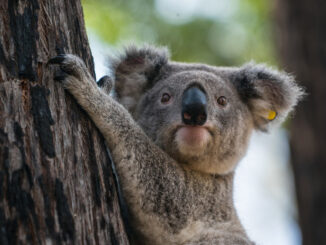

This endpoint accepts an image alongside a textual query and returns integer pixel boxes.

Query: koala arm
[49,55,152,149]
[48,54,180,206]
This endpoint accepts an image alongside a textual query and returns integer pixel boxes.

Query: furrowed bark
[0,0,129,244]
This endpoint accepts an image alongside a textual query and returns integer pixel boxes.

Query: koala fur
[49,46,304,245]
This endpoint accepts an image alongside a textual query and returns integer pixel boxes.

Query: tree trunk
[0,0,129,244]
[274,0,326,244]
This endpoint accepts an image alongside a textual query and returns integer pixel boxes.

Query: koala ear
[112,45,169,113]
[232,62,305,131]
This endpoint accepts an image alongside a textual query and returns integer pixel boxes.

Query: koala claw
[52,69,67,82]
[48,54,66,65]
[48,54,95,92]
[48,54,89,79]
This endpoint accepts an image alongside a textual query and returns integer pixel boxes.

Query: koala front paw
[48,54,95,90]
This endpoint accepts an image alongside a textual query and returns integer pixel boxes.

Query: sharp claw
[53,69,68,82]
[48,54,66,65]
[54,75,66,81]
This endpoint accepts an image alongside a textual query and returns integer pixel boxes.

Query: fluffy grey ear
[112,45,169,113]
[232,62,305,131]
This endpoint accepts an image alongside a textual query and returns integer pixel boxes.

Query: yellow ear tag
[267,110,277,120]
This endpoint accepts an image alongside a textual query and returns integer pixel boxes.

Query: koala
[49,45,303,245]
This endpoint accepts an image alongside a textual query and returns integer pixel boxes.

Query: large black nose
[182,86,207,126]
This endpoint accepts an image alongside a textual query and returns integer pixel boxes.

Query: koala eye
[217,96,227,106]
[161,93,171,104]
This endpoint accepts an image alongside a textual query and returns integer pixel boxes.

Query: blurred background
[81,0,325,244]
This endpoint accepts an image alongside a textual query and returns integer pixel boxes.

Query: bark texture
[0,0,129,244]
[275,0,326,244]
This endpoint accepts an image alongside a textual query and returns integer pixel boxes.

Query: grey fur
[49,46,304,245]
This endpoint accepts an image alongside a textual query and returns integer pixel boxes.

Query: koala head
[112,46,304,175]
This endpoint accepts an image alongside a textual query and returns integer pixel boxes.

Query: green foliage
[82,0,276,66]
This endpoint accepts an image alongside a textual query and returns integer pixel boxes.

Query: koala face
[133,69,253,175]
[113,46,304,175]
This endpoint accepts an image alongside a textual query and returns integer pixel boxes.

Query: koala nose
[182,86,207,126]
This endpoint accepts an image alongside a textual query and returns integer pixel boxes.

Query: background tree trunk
[274,0,326,244]
[0,0,129,244]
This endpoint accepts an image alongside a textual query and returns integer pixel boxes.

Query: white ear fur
[234,62,305,130]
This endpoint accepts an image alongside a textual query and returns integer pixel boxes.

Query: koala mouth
[175,125,212,156]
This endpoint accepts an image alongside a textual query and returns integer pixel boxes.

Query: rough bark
[0,0,129,244]
[274,0,326,244]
